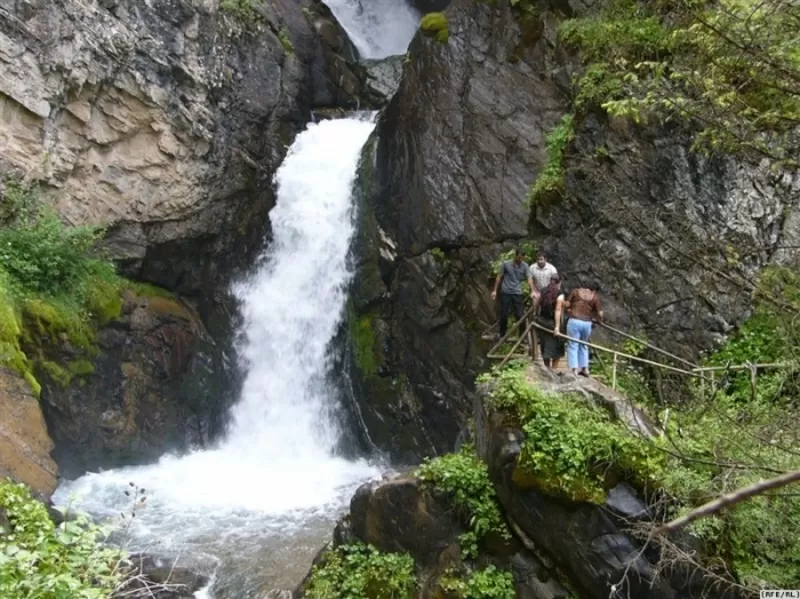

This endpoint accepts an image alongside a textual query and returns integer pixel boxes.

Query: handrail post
[612,353,618,390]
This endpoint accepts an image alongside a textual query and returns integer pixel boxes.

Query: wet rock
[126,554,208,599]
[39,291,227,478]
[363,55,406,100]
[0,367,58,499]
[350,471,463,566]
[409,0,452,13]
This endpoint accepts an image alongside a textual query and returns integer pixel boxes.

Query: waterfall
[324,0,420,59]
[53,117,383,597]
[52,3,420,596]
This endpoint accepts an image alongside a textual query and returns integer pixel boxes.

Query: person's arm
[526,265,536,299]
[554,295,564,334]
[593,295,604,323]
[491,268,504,300]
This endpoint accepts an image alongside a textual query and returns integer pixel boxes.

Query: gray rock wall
[346,0,800,463]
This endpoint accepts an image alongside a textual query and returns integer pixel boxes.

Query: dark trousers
[499,293,525,337]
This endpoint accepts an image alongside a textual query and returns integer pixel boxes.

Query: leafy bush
[417,445,511,559]
[305,543,417,599]
[0,180,123,393]
[557,0,800,164]
[440,564,516,599]
[528,114,574,205]
[0,480,127,599]
[484,365,664,503]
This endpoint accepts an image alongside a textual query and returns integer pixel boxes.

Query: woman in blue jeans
[564,282,604,377]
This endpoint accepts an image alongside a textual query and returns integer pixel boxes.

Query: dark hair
[537,251,548,259]
[550,274,561,284]
[586,281,601,292]
[514,247,525,257]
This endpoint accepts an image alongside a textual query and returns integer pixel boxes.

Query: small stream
[53,3,420,596]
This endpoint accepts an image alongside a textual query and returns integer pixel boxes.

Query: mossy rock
[420,12,449,44]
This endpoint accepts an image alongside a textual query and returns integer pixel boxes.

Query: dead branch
[653,469,800,535]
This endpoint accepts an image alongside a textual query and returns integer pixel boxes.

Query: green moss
[350,309,378,378]
[278,26,294,53]
[420,12,449,43]
[124,281,175,299]
[528,114,575,205]
[0,179,128,394]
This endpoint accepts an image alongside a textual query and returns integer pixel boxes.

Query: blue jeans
[567,318,592,369]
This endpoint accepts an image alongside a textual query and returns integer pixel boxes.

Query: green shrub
[417,445,511,559]
[440,564,516,599]
[528,114,574,205]
[420,12,449,43]
[0,480,127,598]
[305,543,417,599]
[0,180,124,393]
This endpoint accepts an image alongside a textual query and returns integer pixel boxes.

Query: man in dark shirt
[491,248,535,339]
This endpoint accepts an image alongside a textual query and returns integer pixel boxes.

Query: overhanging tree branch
[653,469,800,535]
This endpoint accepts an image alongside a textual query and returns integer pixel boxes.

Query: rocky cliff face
[0,367,58,498]
[346,0,800,464]
[39,289,226,478]
[0,0,383,481]
[0,0,374,301]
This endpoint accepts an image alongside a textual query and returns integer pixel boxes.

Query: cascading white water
[53,2,420,595]
[324,0,420,59]
[53,117,383,597]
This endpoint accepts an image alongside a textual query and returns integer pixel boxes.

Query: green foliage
[220,0,261,23]
[420,12,450,43]
[558,0,800,165]
[417,445,511,559]
[350,308,378,378]
[0,179,123,393]
[491,242,537,275]
[528,114,574,205]
[279,26,294,53]
[485,365,664,503]
[481,361,800,589]
[439,565,515,599]
[305,543,417,599]
[0,480,127,598]
[430,247,448,265]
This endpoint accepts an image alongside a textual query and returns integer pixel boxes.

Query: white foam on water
[324,0,420,59]
[54,116,384,598]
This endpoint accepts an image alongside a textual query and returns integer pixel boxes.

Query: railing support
[612,353,618,390]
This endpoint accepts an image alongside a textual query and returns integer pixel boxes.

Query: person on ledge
[536,274,566,369]
[564,281,604,377]
[491,248,535,340]
[530,251,558,307]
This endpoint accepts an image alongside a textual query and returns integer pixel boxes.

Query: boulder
[38,290,227,478]
[0,367,58,499]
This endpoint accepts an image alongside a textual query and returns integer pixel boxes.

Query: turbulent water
[54,117,383,597]
[324,0,420,59]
